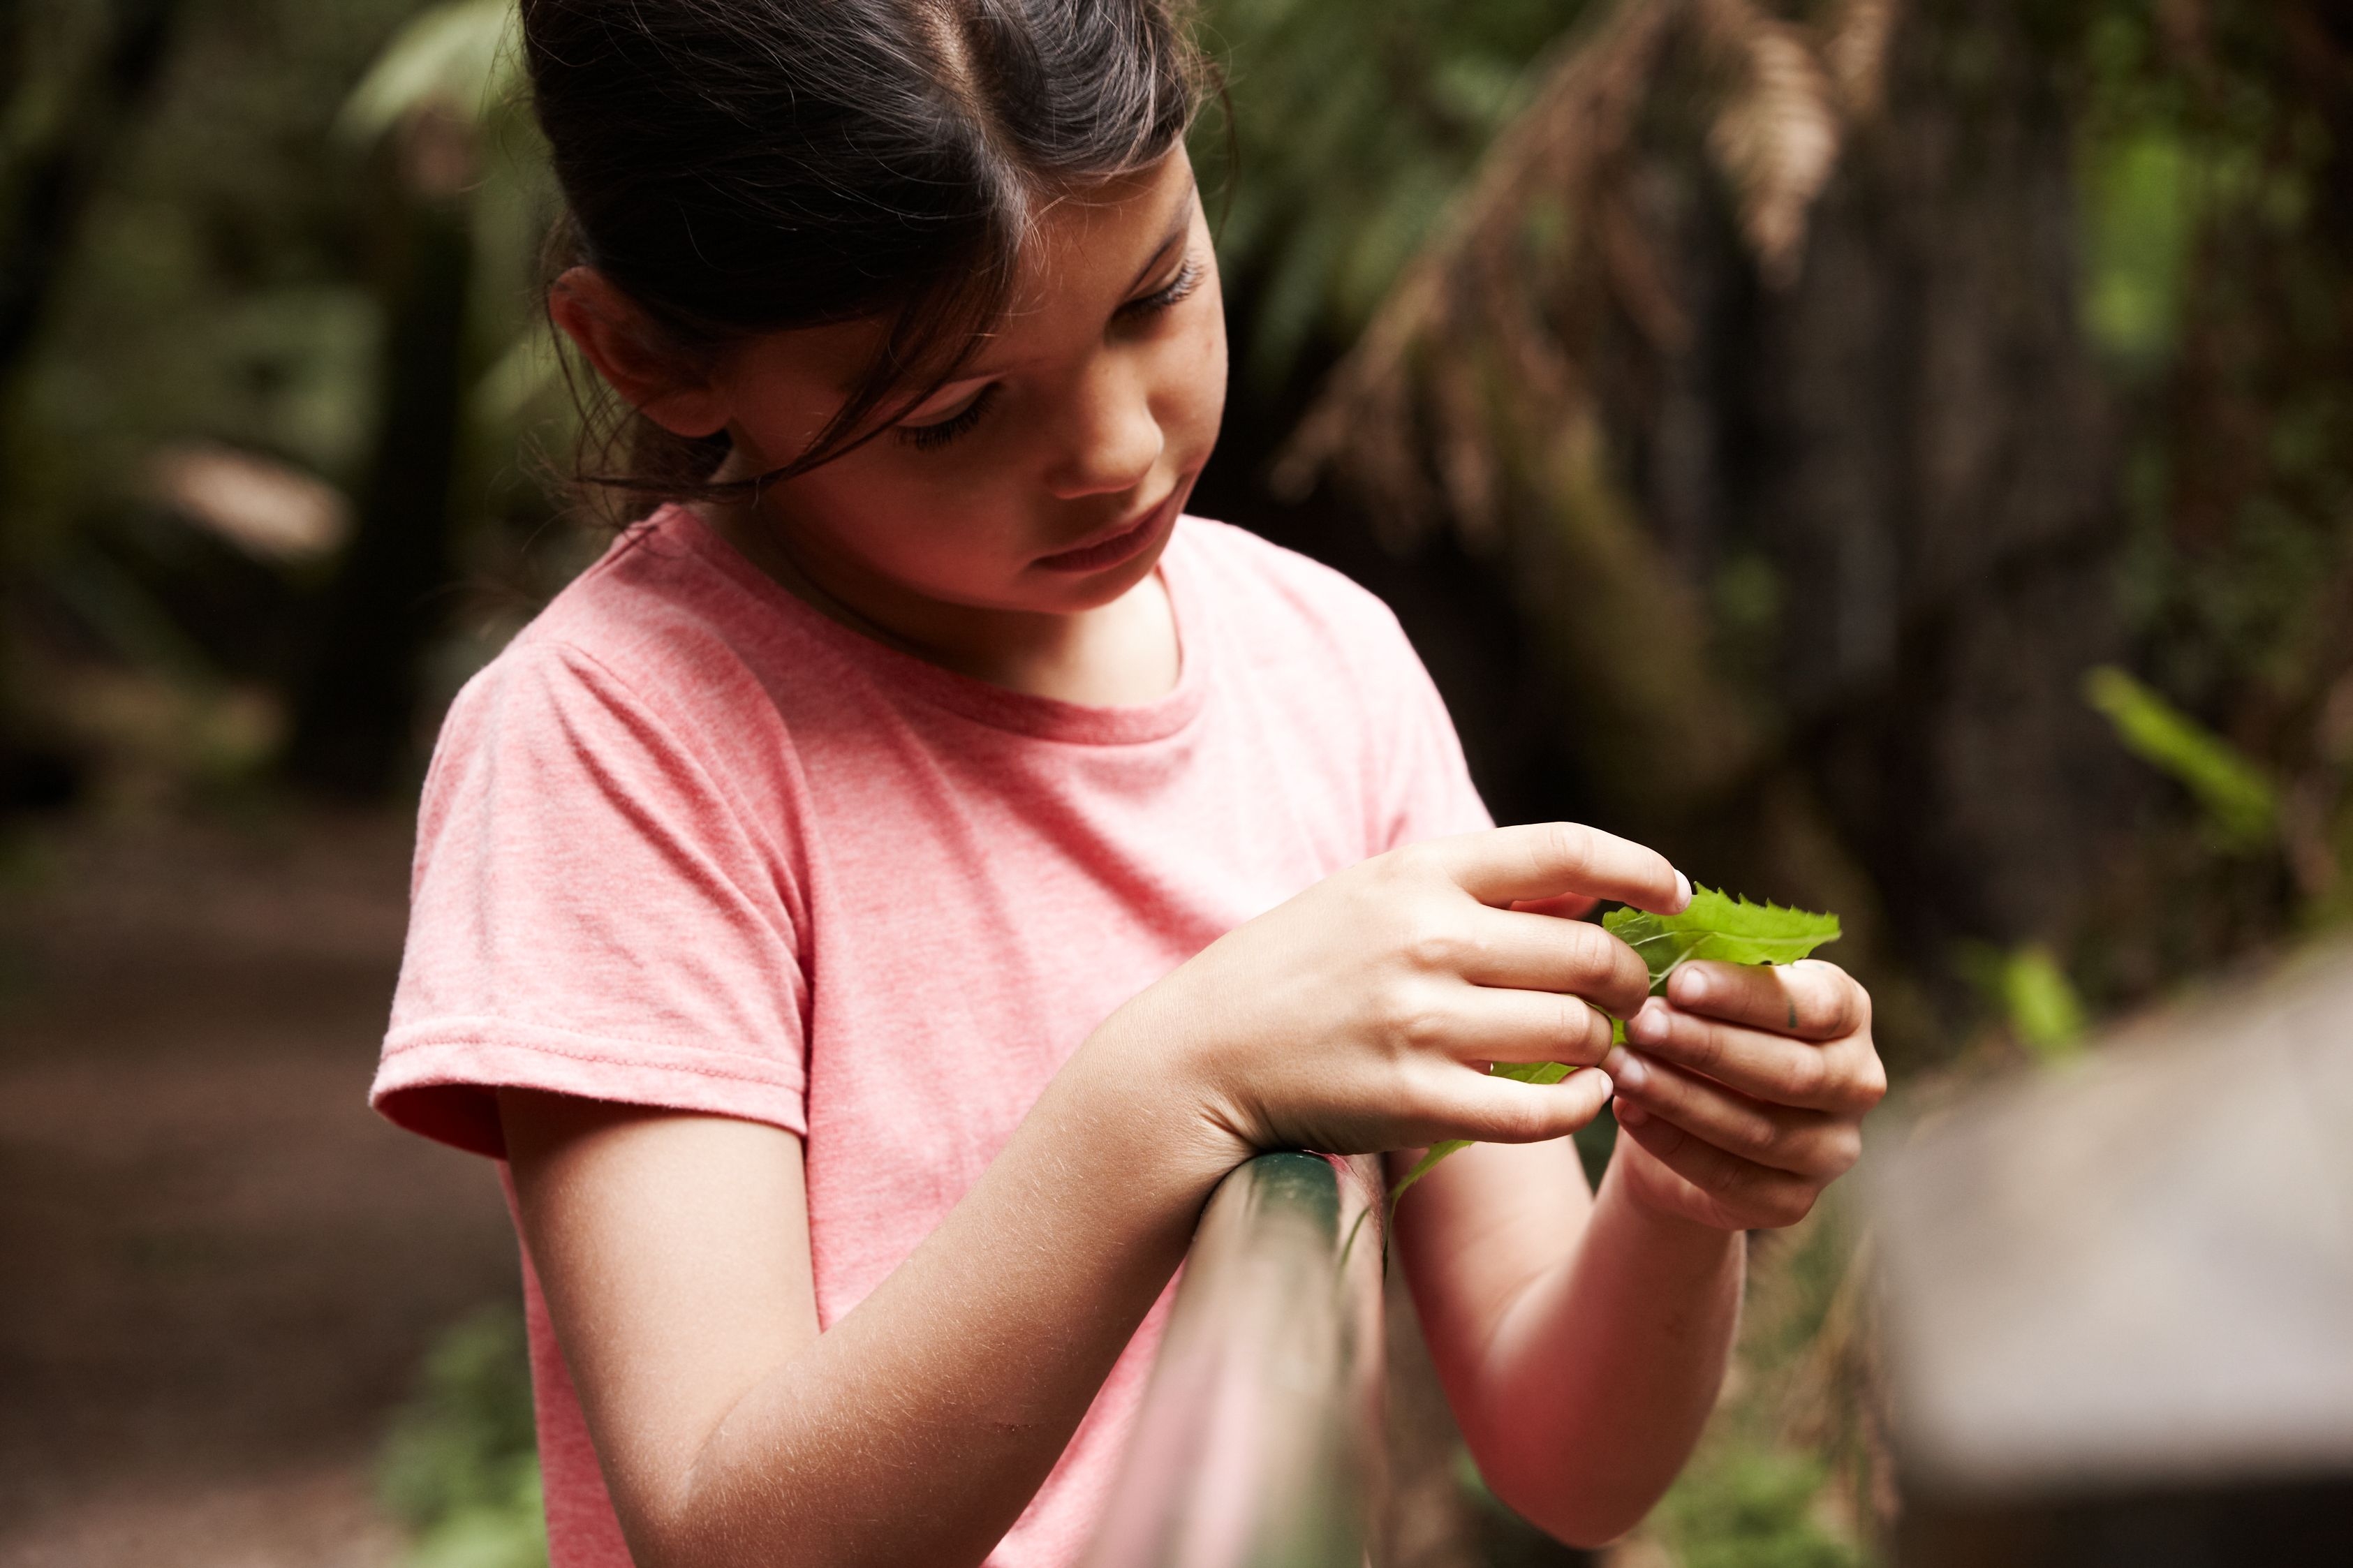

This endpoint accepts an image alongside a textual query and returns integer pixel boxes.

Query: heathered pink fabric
[372,505,1490,1567]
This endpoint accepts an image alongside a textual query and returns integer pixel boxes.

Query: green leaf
[1374,1054,1581,1215]
[1387,1138,1471,1213]
[1386,1061,1579,1215]
[1491,1059,1576,1086]
[1603,888,1842,993]
[1387,888,1840,1213]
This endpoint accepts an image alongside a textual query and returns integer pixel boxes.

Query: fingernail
[1676,968,1709,1005]
[1592,1070,1616,1102]
[1628,1000,1667,1044]
[1673,869,1693,910]
[1613,1053,1650,1092]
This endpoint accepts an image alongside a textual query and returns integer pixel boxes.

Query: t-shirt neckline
[657,503,1211,746]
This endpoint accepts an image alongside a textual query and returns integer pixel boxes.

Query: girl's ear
[549,267,730,438]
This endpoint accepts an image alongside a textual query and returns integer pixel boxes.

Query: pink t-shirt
[372,505,1490,1567]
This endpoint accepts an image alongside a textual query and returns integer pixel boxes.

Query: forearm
[522,824,1706,1567]
[552,1035,1244,1568]
[1443,1148,1743,1546]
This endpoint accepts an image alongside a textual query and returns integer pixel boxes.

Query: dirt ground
[0,808,517,1567]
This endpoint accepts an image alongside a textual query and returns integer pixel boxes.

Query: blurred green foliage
[1999,947,2090,1064]
[0,0,584,803]
[1193,0,1596,390]
[1959,942,2091,1063]
[378,1304,547,1568]
[2084,664,2278,850]
[2080,126,2196,372]
[2028,1,2353,1009]
[2085,7,2353,731]
[8,1,420,537]
[339,0,519,141]
[1655,1449,1857,1568]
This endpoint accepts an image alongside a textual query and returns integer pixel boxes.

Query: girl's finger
[1619,998,1884,1114]
[1662,959,1868,1042]
[1426,822,1688,915]
[1453,908,1652,1019]
[1605,1051,1860,1180]
[1611,1100,1819,1229]
[1431,1058,1616,1144]
[1439,984,1617,1068]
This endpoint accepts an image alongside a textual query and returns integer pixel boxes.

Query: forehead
[1005,151,1197,316]
[747,149,1199,397]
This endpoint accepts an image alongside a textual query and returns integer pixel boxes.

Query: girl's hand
[1096,822,1687,1166]
[1600,959,1885,1231]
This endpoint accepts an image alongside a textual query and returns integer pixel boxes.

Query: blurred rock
[1872,945,2353,1565]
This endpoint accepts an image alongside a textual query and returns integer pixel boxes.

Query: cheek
[795,459,1021,568]
[1165,306,1229,457]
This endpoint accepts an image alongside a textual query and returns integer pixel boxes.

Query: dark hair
[520,0,1209,505]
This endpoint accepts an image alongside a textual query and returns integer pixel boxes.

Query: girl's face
[705,149,1226,621]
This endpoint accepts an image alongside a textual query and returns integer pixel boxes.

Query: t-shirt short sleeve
[374,638,809,1159]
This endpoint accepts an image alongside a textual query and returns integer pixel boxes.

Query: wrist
[1600,1137,1748,1257]
[1067,989,1257,1192]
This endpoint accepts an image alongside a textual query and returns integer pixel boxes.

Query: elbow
[1473,1447,1668,1553]
[1491,1492,1651,1555]
[627,1516,794,1568]
[1522,1502,1651,1555]
[1490,1488,1655,1554]
[611,1515,706,1568]
[611,1481,768,1568]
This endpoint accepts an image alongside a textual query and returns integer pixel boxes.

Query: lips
[1035,489,1183,574]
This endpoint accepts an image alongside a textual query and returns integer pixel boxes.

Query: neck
[698,492,1181,708]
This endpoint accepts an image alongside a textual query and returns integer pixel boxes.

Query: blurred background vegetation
[6,0,2353,1565]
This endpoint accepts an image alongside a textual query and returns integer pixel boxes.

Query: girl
[371,3,1886,1566]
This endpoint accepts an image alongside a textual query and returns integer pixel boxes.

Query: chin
[1039,539,1170,612]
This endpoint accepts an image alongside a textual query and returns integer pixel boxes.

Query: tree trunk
[0,0,181,376]
[0,0,184,811]
[283,160,473,799]
[1621,0,2141,973]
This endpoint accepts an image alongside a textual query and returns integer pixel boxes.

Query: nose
[1042,355,1163,500]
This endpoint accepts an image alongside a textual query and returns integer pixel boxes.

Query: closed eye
[893,251,1203,454]
[1116,255,1204,322]
[896,381,1001,451]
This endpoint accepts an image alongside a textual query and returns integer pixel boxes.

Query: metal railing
[1079,1152,1388,1568]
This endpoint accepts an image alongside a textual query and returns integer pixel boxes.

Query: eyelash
[900,383,1001,451]
[1123,255,1205,319]
[896,253,1205,452]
